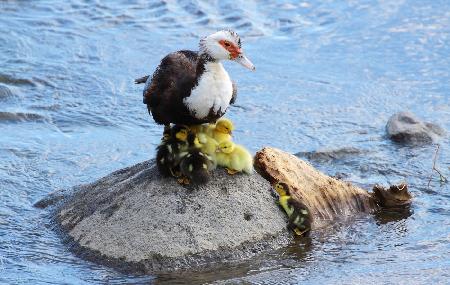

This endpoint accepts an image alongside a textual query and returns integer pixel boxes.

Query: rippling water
[1,0,449,284]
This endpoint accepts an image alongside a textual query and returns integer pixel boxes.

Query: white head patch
[199,30,241,60]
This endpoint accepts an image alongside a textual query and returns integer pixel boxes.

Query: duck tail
[135,75,149,84]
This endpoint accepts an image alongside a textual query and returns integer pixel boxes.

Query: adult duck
[135,30,255,126]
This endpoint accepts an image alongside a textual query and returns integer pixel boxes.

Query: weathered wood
[255,147,376,228]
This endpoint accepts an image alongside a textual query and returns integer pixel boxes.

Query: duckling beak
[234,54,255,71]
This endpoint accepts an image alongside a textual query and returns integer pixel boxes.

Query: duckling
[215,141,253,175]
[188,124,208,135]
[274,182,312,236]
[156,125,190,177]
[197,132,219,157]
[210,118,234,143]
[161,125,172,142]
[178,133,215,184]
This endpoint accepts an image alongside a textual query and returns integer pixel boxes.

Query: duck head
[216,141,235,154]
[172,125,190,141]
[199,30,255,70]
[215,118,234,134]
[274,182,290,197]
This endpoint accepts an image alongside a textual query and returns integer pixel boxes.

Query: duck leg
[226,168,239,175]
[177,176,191,185]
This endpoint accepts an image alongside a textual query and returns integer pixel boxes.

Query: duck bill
[234,54,255,71]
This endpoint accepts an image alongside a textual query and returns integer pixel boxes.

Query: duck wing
[142,50,198,108]
[135,75,149,84]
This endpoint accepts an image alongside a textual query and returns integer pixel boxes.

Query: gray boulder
[386,111,445,144]
[38,160,290,273]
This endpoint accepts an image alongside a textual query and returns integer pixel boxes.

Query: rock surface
[386,111,445,143]
[41,160,290,273]
[255,147,376,229]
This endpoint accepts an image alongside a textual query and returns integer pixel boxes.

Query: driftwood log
[254,147,412,229]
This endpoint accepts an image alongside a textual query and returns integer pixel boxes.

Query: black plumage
[155,125,190,177]
[286,198,312,236]
[135,50,237,126]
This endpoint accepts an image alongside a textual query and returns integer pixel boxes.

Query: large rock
[386,111,445,143]
[39,160,290,273]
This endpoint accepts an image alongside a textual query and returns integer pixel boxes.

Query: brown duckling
[179,133,215,184]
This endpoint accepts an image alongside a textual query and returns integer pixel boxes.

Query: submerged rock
[386,111,445,144]
[39,160,290,273]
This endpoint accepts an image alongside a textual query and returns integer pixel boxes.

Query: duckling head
[172,125,189,141]
[215,118,234,135]
[216,141,235,154]
[162,125,172,141]
[274,182,290,197]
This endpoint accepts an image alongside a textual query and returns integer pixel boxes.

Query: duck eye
[224,41,231,47]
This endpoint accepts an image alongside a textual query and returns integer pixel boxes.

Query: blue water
[1,0,449,284]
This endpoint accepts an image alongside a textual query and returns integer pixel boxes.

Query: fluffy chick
[179,133,215,184]
[156,125,189,177]
[161,125,171,142]
[215,141,253,175]
[197,132,218,158]
[274,182,312,236]
[206,118,234,143]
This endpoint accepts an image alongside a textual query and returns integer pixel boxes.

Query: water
[1,0,449,284]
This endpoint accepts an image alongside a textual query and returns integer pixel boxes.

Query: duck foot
[177,177,190,185]
[226,168,239,175]
[293,228,310,236]
[170,169,182,178]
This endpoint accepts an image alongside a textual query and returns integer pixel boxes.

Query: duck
[274,182,312,236]
[156,125,190,177]
[208,118,234,143]
[215,141,253,175]
[135,30,255,128]
[179,132,215,185]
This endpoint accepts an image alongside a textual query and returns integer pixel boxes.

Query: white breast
[183,62,233,119]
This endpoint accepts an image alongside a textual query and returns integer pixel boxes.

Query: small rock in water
[386,111,445,144]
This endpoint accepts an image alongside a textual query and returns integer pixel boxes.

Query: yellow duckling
[197,132,218,157]
[274,182,312,236]
[208,118,234,143]
[215,141,253,175]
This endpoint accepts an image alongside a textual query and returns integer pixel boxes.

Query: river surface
[1,0,449,284]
